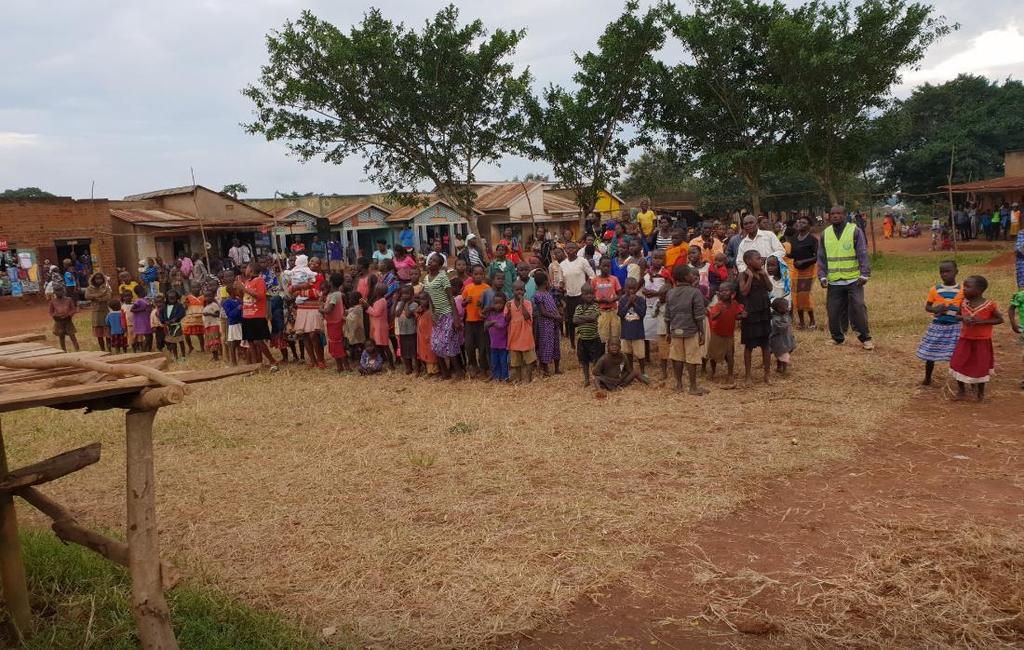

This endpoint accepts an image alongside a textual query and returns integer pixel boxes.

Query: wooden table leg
[125,409,179,650]
[0,418,32,640]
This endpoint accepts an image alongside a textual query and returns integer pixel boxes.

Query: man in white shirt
[559,241,596,349]
[735,215,785,272]
[228,238,251,271]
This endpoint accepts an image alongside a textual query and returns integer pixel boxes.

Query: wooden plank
[0,443,101,492]
[0,364,258,413]
[0,420,32,639]
[125,409,179,649]
[0,354,169,387]
[0,333,46,346]
[0,343,50,355]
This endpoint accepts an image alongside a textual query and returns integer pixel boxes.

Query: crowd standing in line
[42,203,1022,398]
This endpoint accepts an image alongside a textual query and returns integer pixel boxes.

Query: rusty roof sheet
[325,202,392,225]
[474,182,542,211]
[943,175,1024,193]
[542,192,581,214]
[122,185,199,201]
[271,206,322,219]
[110,208,197,224]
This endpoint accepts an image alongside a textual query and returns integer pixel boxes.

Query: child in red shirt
[949,275,1004,401]
[591,258,622,343]
[707,281,744,385]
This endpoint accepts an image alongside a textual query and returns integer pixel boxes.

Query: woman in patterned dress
[532,271,562,376]
[424,253,464,379]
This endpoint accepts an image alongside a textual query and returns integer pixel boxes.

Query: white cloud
[0,132,41,148]
[905,24,1024,83]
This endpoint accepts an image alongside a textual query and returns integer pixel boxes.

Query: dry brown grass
[687,520,1024,648]
[2,249,1015,648]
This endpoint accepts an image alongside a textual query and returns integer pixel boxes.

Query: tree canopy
[221,183,248,198]
[526,0,664,218]
[244,5,532,233]
[614,148,696,200]
[0,187,56,199]
[878,75,1024,195]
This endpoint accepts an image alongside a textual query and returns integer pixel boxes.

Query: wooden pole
[125,409,179,650]
[948,143,958,258]
[0,419,32,641]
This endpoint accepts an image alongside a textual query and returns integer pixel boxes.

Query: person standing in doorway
[818,205,874,350]
[228,238,251,273]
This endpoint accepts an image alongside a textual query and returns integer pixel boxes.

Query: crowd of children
[46,212,1022,399]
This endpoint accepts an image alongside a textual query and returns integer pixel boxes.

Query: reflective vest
[823,224,859,283]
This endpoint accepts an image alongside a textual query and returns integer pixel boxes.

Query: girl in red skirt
[320,273,349,372]
[949,275,1004,401]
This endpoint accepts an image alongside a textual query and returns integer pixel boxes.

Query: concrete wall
[245,194,391,216]
[0,198,116,273]
[1004,150,1024,177]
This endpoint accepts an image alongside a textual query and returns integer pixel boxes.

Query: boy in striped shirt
[573,284,604,387]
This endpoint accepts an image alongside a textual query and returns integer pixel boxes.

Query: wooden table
[0,333,257,648]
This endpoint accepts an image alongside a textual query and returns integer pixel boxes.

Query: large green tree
[779,0,952,203]
[221,183,248,198]
[654,0,795,216]
[243,6,531,233]
[526,1,665,220]
[0,187,56,199]
[879,75,1024,194]
[615,148,696,200]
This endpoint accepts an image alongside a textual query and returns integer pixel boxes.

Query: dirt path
[0,298,51,336]
[517,336,1023,648]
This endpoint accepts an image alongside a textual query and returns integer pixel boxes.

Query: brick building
[0,198,115,296]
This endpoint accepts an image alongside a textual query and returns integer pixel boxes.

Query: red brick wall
[0,198,116,274]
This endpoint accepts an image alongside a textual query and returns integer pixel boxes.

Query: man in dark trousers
[817,205,874,350]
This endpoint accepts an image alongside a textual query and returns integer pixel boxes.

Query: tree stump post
[125,409,179,650]
[0,419,32,640]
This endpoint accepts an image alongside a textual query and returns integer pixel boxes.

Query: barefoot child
[394,284,418,375]
[130,285,153,352]
[48,284,80,352]
[321,272,348,372]
[642,249,669,379]
[358,339,384,375]
[505,280,536,383]
[151,294,166,351]
[484,293,510,381]
[739,250,772,385]
[366,284,395,370]
[160,290,187,361]
[414,293,437,376]
[707,281,743,384]
[182,286,205,354]
[592,338,647,390]
[1011,286,1024,389]
[664,265,707,395]
[617,277,647,376]
[344,290,367,362]
[202,288,222,361]
[573,284,604,387]
[222,287,243,366]
[105,300,128,354]
[916,260,962,385]
[949,275,1004,401]
[769,297,796,374]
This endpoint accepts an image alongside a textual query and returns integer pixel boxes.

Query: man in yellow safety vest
[817,205,874,350]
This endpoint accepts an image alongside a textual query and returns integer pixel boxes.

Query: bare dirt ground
[0,298,50,336]
[514,253,1024,649]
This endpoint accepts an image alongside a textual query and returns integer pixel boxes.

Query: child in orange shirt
[365,284,395,370]
[504,280,536,383]
[460,265,491,377]
[415,293,438,376]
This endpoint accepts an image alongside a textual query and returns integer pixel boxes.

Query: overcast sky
[1,0,1021,200]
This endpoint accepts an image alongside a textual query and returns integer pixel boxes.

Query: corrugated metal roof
[943,175,1024,192]
[474,182,542,211]
[271,206,322,219]
[542,192,581,214]
[123,185,198,201]
[110,208,197,224]
[325,202,391,225]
